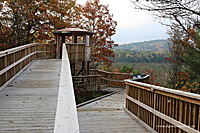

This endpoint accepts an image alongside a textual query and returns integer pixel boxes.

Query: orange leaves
[145,69,159,86]
[80,0,117,67]
[0,0,78,50]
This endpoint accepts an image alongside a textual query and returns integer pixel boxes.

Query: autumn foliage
[0,0,80,51]
[144,69,159,86]
[79,0,118,68]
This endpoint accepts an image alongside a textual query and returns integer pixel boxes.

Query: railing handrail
[125,79,200,100]
[54,44,79,133]
[0,43,55,57]
[91,69,134,76]
[64,43,86,46]
[73,75,101,78]
[91,69,149,87]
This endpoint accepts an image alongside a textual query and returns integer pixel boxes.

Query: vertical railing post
[44,45,47,58]
[137,88,141,118]
[35,45,37,59]
[108,74,110,86]
[13,52,16,75]
[126,83,129,109]
[97,76,101,93]
[153,92,156,130]
[4,54,7,82]
[76,44,78,63]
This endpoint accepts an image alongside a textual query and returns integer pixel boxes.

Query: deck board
[0,59,61,133]
[77,88,150,133]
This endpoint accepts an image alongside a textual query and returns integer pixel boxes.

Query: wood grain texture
[0,59,61,133]
[77,88,150,133]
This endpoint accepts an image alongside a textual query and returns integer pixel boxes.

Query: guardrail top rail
[91,69,149,87]
[0,43,55,91]
[125,79,200,133]
[54,43,79,133]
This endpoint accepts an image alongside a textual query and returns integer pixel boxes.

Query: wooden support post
[82,62,86,76]
[73,63,76,76]
[28,46,30,63]
[4,55,7,82]
[153,92,157,130]
[35,45,37,59]
[13,53,16,75]
[97,76,101,93]
[44,45,47,58]
[56,34,61,59]
[178,100,183,133]
[76,44,78,63]
[126,84,130,109]
[87,61,90,75]
[198,106,200,131]
[137,88,141,118]
[108,74,110,86]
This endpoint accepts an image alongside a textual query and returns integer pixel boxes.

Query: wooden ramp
[0,59,61,133]
[77,88,150,133]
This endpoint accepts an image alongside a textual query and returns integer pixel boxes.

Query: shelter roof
[53,26,94,35]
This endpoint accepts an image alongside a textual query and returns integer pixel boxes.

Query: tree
[79,0,118,68]
[161,29,183,89]
[0,0,79,51]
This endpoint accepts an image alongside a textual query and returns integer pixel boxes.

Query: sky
[77,0,169,44]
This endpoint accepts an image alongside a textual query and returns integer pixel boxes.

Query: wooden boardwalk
[0,59,61,133]
[77,88,150,133]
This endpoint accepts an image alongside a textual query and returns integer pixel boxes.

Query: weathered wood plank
[0,59,61,132]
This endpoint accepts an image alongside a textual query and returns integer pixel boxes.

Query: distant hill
[114,39,169,52]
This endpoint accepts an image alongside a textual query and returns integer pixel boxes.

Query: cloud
[113,22,169,44]
[77,0,168,43]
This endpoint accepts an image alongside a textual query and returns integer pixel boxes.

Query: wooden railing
[66,43,86,63]
[91,69,149,87]
[72,75,101,93]
[0,43,56,91]
[54,43,79,133]
[125,79,200,133]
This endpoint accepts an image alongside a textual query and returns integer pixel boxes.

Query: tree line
[114,50,167,63]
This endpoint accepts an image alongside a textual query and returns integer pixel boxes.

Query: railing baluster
[198,106,200,131]
[125,80,200,133]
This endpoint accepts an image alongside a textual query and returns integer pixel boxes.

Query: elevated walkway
[77,87,150,133]
[0,59,149,133]
[0,59,61,132]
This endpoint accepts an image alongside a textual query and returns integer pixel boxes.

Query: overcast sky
[77,0,169,44]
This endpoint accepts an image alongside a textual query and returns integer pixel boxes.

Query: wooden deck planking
[77,88,150,133]
[0,59,61,133]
